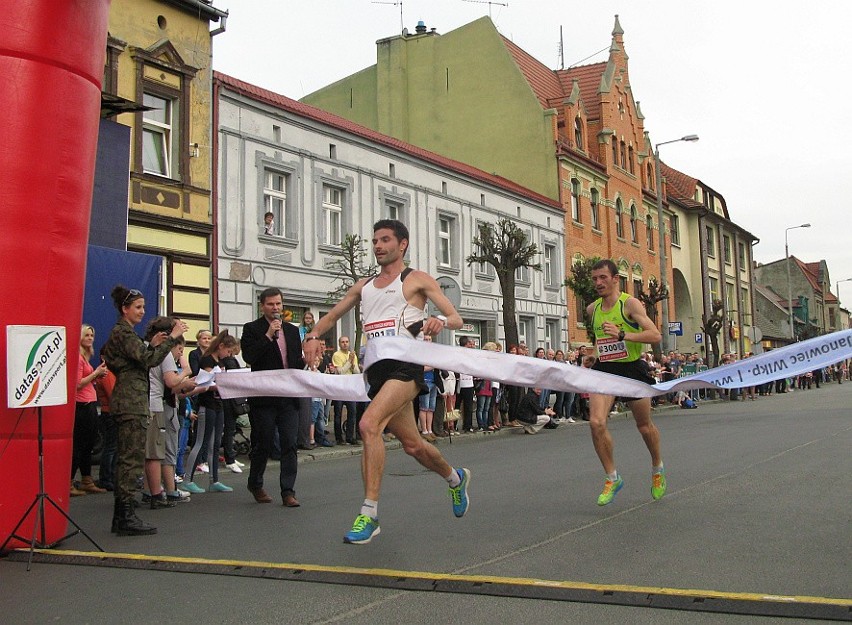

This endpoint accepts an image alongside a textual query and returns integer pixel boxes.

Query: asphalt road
[2,383,850,624]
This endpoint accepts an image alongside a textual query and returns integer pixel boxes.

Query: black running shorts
[365,359,426,399]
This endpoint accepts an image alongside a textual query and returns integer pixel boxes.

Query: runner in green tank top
[585,259,666,506]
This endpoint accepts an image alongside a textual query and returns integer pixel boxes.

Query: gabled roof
[556,63,607,121]
[214,72,561,209]
[795,257,823,292]
[500,36,564,109]
[753,284,791,340]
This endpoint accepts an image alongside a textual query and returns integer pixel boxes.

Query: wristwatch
[617,330,626,341]
[434,314,448,327]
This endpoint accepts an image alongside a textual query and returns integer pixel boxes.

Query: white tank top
[361,269,426,341]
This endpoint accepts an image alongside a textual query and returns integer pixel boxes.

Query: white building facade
[214,73,566,350]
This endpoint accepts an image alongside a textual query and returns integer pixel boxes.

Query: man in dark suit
[240,287,304,507]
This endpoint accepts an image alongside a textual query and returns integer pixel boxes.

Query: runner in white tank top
[302,219,469,545]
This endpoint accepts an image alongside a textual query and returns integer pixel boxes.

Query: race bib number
[364,319,396,340]
[597,336,628,361]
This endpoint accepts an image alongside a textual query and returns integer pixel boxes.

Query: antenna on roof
[558,25,564,70]
[462,0,508,20]
[372,0,404,34]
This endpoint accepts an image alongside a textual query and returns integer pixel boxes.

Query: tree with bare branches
[326,233,376,349]
[563,256,601,343]
[701,299,725,368]
[466,219,540,350]
[636,277,669,359]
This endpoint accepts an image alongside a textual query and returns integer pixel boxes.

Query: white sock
[446,469,461,488]
[607,471,618,481]
[361,499,378,519]
[653,464,664,474]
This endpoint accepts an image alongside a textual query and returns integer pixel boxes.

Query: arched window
[574,117,584,151]
[620,141,627,169]
[571,178,581,222]
[611,138,618,167]
[629,204,638,242]
[647,163,654,190]
[615,198,624,238]
[590,188,600,230]
[646,215,654,249]
[628,145,635,174]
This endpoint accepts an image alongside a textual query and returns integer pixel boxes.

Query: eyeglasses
[123,289,142,305]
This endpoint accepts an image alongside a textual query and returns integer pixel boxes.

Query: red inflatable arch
[0,0,111,547]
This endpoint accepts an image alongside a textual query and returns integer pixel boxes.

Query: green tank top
[591,292,644,363]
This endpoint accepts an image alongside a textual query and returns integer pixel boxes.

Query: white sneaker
[174,475,184,483]
[235,459,246,467]
[196,463,209,474]
[226,462,243,473]
[567,417,576,423]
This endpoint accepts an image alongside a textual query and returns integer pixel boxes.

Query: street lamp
[654,134,698,351]
[785,223,811,340]
[837,277,852,308]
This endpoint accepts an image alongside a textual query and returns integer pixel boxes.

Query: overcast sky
[212,0,852,308]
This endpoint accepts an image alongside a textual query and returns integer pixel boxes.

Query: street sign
[746,326,763,343]
[695,333,703,343]
[668,321,683,336]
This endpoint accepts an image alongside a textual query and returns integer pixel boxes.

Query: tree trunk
[498,271,519,349]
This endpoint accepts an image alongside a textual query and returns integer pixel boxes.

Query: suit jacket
[241,316,304,404]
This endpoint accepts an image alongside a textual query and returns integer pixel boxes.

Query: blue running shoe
[449,468,471,517]
[344,514,380,545]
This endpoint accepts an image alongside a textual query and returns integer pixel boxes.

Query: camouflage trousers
[114,414,150,503]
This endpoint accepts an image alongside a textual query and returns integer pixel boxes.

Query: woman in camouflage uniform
[102,286,187,536]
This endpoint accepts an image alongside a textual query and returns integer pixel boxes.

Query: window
[590,188,600,230]
[706,225,716,257]
[329,144,337,159]
[647,163,654,190]
[628,145,635,174]
[263,170,287,236]
[388,163,395,178]
[545,319,560,350]
[723,235,732,265]
[738,242,746,271]
[670,214,680,246]
[646,215,654,249]
[629,205,638,243]
[518,316,534,347]
[385,199,403,222]
[740,287,749,318]
[322,184,343,245]
[515,263,530,284]
[142,92,175,177]
[570,179,580,222]
[611,137,618,166]
[615,199,624,238]
[619,274,628,293]
[574,117,584,150]
[726,283,735,316]
[438,216,452,267]
[634,278,643,297]
[620,141,627,169]
[272,125,281,142]
[709,276,719,302]
[544,244,557,287]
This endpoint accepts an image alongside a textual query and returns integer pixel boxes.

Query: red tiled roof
[659,162,702,207]
[555,62,607,121]
[214,72,561,209]
[500,36,564,109]
[796,258,823,292]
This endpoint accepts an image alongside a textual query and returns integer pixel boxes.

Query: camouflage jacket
[102,319,176,417]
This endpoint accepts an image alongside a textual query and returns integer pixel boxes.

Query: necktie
[276,328,288,369]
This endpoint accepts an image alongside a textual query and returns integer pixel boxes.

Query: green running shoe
[344,514,380,545]
[651,468,667,500]
[597,476,624,506]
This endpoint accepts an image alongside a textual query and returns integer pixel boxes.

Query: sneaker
[651,469,667,500]
[597,476,624,506]
[174,475,184,484]
[449,468,471,518]
[235,459,246,467]
[343,514,381,545]
[208,481,233,493]
[567,417,576,423]
[179,481,205,494]
[140,492,152,504]
[167,490,191,503]
[226,462,243,474]
[151,492,176,509]
[196,463,209,473]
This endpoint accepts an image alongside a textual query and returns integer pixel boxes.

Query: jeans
[475,395,492,429]
[176,417,190,476]
[311,400,327,444]
[333,400,358,442]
